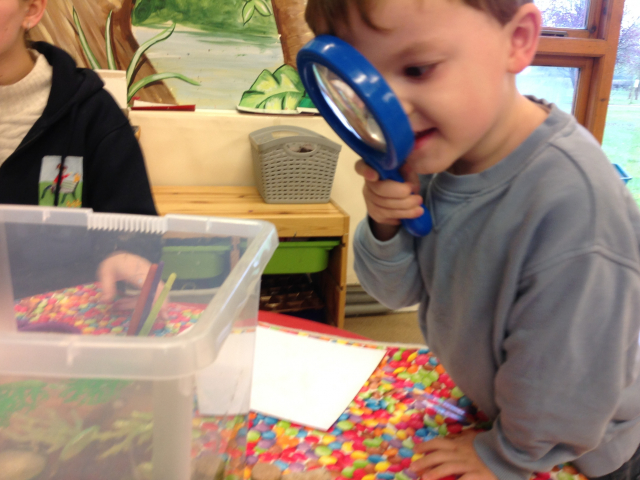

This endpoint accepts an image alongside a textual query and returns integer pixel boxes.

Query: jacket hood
[32,42,105,127]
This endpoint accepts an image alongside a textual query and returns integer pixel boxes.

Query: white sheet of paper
[250,326,386,431]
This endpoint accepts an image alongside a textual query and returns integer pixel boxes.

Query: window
[531,0,625,146]
[602,1,640,202]
[516,66,580,114]
[535,0,591,29]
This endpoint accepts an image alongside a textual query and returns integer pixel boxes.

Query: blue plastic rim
[297,35,414,173]
[297,35,433,237]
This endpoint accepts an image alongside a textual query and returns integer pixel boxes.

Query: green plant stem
[128,73,200,102]
[73,8,100,70]
[126,23,176,87]
[105,11,116,70]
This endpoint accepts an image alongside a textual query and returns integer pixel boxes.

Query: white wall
[130,109,367,284]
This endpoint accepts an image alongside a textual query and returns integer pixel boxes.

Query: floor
[342,311,426,345]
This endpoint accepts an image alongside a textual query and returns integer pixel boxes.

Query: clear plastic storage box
[0,206,277,480]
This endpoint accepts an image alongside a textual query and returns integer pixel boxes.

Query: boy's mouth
[414,128,437,149]
[415,128,436,139]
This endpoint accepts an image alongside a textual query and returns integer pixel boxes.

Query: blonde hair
[305,0,534,35]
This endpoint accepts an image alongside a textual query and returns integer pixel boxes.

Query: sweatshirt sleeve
[474,250,640,479]
[84,121,157,216]
[353,217,425,309]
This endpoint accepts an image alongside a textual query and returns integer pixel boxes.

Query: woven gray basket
[249,126,342,204]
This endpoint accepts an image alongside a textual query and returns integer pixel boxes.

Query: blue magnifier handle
[371,165,433,237]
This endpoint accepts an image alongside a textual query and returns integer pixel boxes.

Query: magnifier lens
[312,63,387,152]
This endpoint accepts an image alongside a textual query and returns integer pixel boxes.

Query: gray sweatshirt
[353,101,640,479]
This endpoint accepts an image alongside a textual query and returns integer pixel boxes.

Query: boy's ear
[505,3,542,74]
[23,0,48,31]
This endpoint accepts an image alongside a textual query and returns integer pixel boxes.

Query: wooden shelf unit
[152,186,350,329]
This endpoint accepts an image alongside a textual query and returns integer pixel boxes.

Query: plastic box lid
[0,205,278,380]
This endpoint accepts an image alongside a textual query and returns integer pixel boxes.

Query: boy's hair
[305,0,534,35]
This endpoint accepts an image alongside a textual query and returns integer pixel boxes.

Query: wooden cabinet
[152,186,350,328]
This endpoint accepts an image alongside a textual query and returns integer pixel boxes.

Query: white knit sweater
[0,52,53,165]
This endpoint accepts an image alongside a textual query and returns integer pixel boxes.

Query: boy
[305,1,640,479]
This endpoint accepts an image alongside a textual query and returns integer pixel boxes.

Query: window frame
[531,56,593,124]
[534,0,626,143]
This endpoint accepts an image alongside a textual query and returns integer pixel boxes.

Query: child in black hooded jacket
[0,0,161,300]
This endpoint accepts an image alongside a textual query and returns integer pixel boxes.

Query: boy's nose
[399,99,414,116]
[388,82,414,117]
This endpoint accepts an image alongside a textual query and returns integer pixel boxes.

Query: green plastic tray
[161,245,232,280]
[263,240,340,275]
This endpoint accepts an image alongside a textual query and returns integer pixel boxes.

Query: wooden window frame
[534,0,626,143]
[531,56,593,125]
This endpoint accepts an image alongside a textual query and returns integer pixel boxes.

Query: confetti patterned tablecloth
[239,326,587,480]
[14,284,588,480]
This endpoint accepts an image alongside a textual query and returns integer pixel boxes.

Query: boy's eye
[404,65,432,78]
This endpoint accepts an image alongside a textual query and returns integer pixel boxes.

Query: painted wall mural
[30,0,314,110]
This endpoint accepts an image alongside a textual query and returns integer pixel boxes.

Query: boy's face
[336,0,518,175]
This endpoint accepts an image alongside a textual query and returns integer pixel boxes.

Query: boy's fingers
[400,163,421,194]
[97,253,154,303]
[112,297,138,312]
[366,204,425,225]
[97,267,117,302]
[412,449,460,470]
[364,188,423,209]
[414,438,458,454]
[367,178,416,199]
[357,159,424,226]
[355,159,380,181]
[152,281,165,302]
[364,178,420,218]
[420,462,471,480]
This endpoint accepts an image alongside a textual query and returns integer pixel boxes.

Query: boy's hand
[97,252,164,303]
[355,160,424,241]
[410,431,498,480]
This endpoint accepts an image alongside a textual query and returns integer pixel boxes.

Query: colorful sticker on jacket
[39,155,83,208]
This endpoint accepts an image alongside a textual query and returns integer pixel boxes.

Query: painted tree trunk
[271,0,314,69]
[30,0,176,104]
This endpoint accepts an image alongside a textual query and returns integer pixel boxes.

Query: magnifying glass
[297,35,433,237]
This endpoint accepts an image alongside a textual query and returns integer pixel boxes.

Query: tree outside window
[534,0,590,29]
[602,1,640,203]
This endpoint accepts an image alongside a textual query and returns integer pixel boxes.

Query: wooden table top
[152,186,349,238]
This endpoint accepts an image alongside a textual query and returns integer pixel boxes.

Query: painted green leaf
[242,1,256,24]
[273,65,305,92]
[260,92,288,110]
[254,0,272,16]
[249,69,281,93]
[128,72,200,102]
[105,11,116,70]
[284,91,304,109]
[239,65,307,111]
[298,95,316,109]
[132,0,153,24]
[126,23,176,87]
[73,8,100,70]
[256,91,303,110]
[238,90,268,109]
